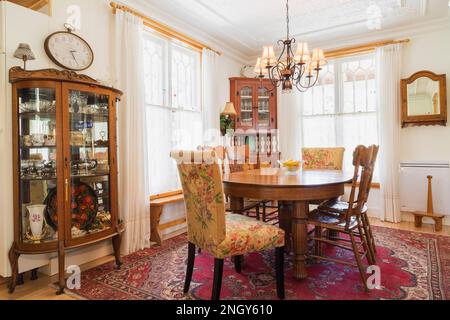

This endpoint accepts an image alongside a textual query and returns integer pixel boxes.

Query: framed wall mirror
[401,70,447,127]
[7,0,52,16]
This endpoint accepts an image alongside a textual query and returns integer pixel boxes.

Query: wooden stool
[412,211,445,232]
[410,175,446,232]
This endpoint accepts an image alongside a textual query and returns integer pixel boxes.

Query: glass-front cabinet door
[257,86,271,128]
[237,85,254,129]
[14,81,62,250]
[62,84,117,246]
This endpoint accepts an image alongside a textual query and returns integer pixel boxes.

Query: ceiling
[142,0,450,60]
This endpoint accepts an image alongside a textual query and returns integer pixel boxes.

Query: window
[301,54,378,177]
[144,30,202,194]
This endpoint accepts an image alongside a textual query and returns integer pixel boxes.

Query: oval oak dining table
[223,168,353,280]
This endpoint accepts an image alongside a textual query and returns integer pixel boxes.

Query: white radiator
[399,161,450,215]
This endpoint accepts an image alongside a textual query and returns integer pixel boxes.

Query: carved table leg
[56,241,65,295]
[292,201,309,280]
[112,234,123,269]
[150,206,163,246]
[278,201,293,252]
[8,243,20,294]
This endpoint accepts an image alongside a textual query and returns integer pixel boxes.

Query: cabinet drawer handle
[65,179,69,202]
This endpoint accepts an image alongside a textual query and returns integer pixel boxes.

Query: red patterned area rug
[66,226,449,300]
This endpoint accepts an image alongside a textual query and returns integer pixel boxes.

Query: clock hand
[70,50,79,65]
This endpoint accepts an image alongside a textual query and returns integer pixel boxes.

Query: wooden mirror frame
[401,70,447,128]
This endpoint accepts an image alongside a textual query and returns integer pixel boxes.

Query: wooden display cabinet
[230,77,277,130]
[8,67,124,295]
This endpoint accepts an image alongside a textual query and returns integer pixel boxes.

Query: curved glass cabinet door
[66,88,113,242]
[17,86,58,245]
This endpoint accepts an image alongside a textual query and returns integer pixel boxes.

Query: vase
[27,205,46,239]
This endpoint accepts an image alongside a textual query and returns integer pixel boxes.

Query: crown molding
[122,0,250,65]
[313,16,450,52]
[246,16,450,64]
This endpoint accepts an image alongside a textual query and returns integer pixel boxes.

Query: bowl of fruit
[278,160,302,175]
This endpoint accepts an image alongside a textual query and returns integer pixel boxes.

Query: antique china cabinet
[8,67,123,294]
[229,77,280,167]
[230,77,277,131]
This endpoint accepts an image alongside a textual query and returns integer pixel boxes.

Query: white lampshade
[222,102,237,116]
[261,46,277,67]
[294,42,310,64]
[311,48,327,68]
[254,57,268,76]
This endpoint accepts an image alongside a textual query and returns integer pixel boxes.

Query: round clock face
[45,31,94,71]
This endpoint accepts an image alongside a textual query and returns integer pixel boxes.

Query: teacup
[31,134,45,146]
[44,134,56,146]
[23,135,33,147]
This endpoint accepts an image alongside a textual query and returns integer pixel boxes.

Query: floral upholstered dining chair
[170,150,285,300]
[302,147,345,170]
[301,147,346,207]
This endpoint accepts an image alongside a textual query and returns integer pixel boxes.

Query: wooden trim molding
[110,2,221,55]
[9,67,123,95]
[325,39,410,59]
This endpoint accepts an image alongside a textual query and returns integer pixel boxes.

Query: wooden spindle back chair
[307,145,378,291]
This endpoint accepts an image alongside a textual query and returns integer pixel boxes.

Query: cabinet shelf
[71,172,110,179]
[19,112,56,119]
[21,176,57,181]
[70,113,109,122]
[20,145,56,149]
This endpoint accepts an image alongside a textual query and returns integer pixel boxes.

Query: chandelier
[254,0,327,93]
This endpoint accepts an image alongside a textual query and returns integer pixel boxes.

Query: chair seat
[209,213,285,259]
[318,200,368,214]
[308,209,358,230]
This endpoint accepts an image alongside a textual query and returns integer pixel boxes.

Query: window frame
[301,53,380,184]
[143,28,202,114]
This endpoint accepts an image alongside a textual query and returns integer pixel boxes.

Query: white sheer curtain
[278,87,302,160]
[114,10,151,253]
[376,44,403,223]
[202,48,220,145]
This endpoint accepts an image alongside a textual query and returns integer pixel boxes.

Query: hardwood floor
[0,218,448,300]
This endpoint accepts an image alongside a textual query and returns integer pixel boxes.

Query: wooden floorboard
[0,218,448,300]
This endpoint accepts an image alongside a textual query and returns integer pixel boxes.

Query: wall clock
[44,24,94,71]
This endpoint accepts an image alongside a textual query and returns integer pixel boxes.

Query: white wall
[399,27,450,225]
[0,0,243,277]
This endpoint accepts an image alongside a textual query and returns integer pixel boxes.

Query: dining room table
[222,168,353,280]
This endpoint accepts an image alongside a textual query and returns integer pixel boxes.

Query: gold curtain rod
[325,39,410,59]
[110,1,221,56]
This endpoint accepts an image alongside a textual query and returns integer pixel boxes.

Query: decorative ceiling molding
[134,0,449,63]
[128,0,250,64]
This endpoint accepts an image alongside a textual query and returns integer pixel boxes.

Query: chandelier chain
[286,0,290,40]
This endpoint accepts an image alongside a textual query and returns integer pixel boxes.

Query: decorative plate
[44,182,98,231]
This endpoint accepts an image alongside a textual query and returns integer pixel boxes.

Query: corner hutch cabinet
[230,77,277,130]
[8,67,124,295]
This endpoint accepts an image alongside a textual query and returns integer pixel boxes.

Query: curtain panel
[114,9,151,254]
[376,43,403,223]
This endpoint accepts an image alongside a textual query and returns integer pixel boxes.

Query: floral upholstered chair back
[170,150,226,251]
[302,147,345,170]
